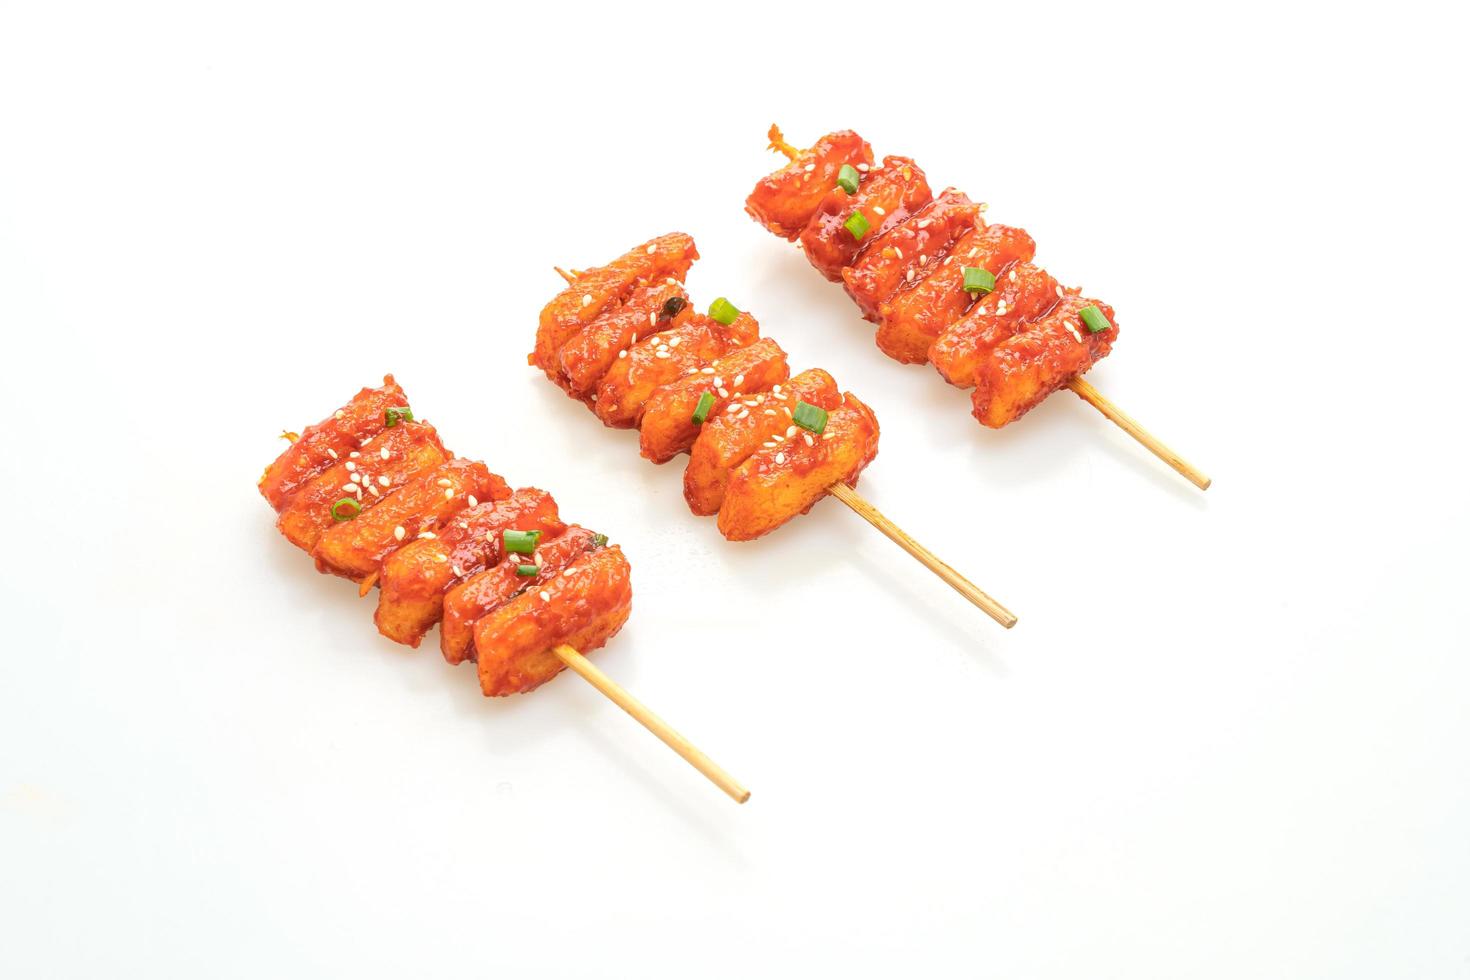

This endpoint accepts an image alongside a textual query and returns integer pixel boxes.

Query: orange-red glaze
[441,525,598,666]
[312,460,507,579]
[799,156,931,282]
[474,545,632,697]
[683,370,841,516]
[259,375,408,511]
[745,131,874,240]
[638,337,790,464]
[532,233,697,384]
[931,262,1067,387]
[717,393,880,541]
[876,223,1036,364]
[972,297,1119,428]
[374,487,559,648]
[593,312,760,428]
[841,191,981,321]
[556,281,689,399]
[275,421,448,556]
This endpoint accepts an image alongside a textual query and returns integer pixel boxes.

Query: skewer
[1065,378,1210,490]
[269,412,747,804]
[552,644,750,803]
[551,265,1017,628]
[764,126,1211,492]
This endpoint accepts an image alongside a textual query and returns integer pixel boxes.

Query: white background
[2,3,1466,977]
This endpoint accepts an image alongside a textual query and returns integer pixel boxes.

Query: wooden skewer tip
[1064,377,1211,491]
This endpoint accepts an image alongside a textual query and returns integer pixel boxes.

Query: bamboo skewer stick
[827,483,1016,628]
[1065,378,1210,490]
[765,126,1211,492]
[552,644,750,804]
[552,266,1018,628]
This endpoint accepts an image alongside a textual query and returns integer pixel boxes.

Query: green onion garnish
[331,497,361,522]
[843,211,870,241]
[836,163,859,194]
[709,297,740,326]
[502,529,542,554]
[592,532,609,547]
[962,267,996,294]
[792,400,829,435]
[1079,305,1110,334]
[515,564,539,577]
[691,391,716,425]
[385,406,414,427]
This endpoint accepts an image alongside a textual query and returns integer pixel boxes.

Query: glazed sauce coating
[799,156,931,282]
[875,223,1036,364]
[374,487,560,647]
[593,312,760,428]
[313,459,508,579]
[930,263,1067,387]
[532,232,697,382]
[275,421,448,556]
[557,281,689,398]
[638,337,790,464]
[475,545,632,697]
[841,191,980,321]
[441,525,598,667]
[258,375,407,511]
[717,393,880,541]
[972,296,1119,428]
[745,130,874,240]
[683,370,841,516]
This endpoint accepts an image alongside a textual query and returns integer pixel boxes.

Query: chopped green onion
[515,564,539,577]
[792,400,829,435]
[843,211,870,241]
[709,297,740,325]
[1079,305,1110,334]
[331,497,361,522]
[502,529,541,554]
[836,163,860,194]
[661,295,687,320]
[691,391,716,425]
[385,406,414,427]
[962,267,996,294]
[592,532,609,547]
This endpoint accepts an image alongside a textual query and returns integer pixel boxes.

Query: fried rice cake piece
[930,262,1067,386]
[841,190,981,321]
[312,459,508,579]
[746,127,874,241]
[440,525,600,666]
[799,156,931,281]
[374,486,559,647]
[259,375,409,511]
[474,545,633,697]
[556,280,690,398]
[638,337,790,464]
[275,420,448,556]
[972,296,1119,428]
[531,232,698,383]
[682,369,841,516]
[716,392,880,541]
[593,312,760,428]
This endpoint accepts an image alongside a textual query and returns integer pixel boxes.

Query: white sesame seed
[655,349,670,359]
[1056,286,1064,298]
[774,452,786,464]
[630,333,638,344]
[437,478,452,487]
[803,163,815,172]
[581,294,592,307]
[459,522,469,530]
[334,410,345,420]
[736,410,749,419]
[733,374,745,387]
[822,432,835,440]
[648,311,657,327]
[968,247,979,258]
[669,336,682,348]
[771,384,782,395]
[380,447,389,460]
[786,425,797,437]
[618,349,627,359]
[894,248,904,260]
[997,301,1008,315]
[341,482,356,493]
[762,441,776,448]
[725,402,741,413]
[345,461,356,471]
[394,525,406,541]
[326,449,339,460]
[711,376,723,388]
[666,277,677,286]
[435,554,448,563]
[764,409,777,416]
[444,487,455,500]
[716,387,728,398]
[772,434,784,443]
[367,484,380,497]
[418,531,436,539]
[872,205,885,216]
[646,244,657,255]
[349,451,360,458]
[467,495,478,507]
[856,162,869,172]
[804,433,814,446]
[350,472,361,484]
[451,564,463,578]
[379,475,390,487]
[744,399,760,407]
[917,219,931,229]
[351,485,362,497]
[906,269,915,282]
[1009,269,1017,282]
[539,590,551,602]
[701,367,715,375]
